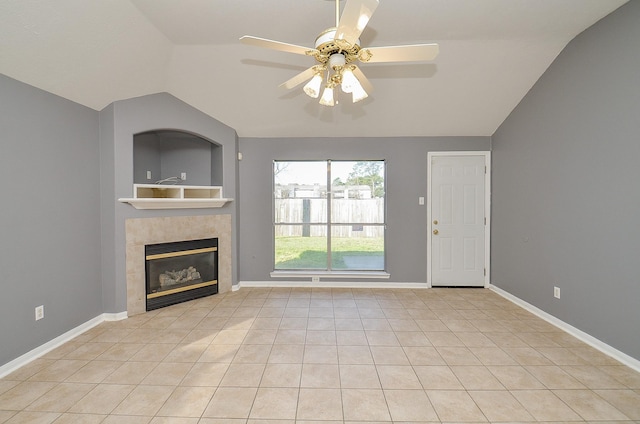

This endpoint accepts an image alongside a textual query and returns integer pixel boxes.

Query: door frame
[426,151,491,288]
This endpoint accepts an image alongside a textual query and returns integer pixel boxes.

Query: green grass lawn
[275,236,384,270]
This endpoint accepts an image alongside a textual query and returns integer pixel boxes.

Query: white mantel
[119,184,233,210]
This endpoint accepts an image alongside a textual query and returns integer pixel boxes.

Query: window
[274,160,385,271]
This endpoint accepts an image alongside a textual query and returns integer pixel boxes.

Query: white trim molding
[240,280,428,289]
[0,312,127,379]
[269,271,390,280]
[103,311,128,321]
[491,285,640,373]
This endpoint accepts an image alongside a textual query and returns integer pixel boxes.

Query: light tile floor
[1,287,639,423]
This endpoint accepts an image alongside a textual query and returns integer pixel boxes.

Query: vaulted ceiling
[0,0,627,137]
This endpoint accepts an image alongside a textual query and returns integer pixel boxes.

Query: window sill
[270,271,390,279]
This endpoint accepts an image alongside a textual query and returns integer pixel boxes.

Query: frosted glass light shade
[303,74,323,98]
[319,86,335,106]
[341,69,359,93]
[351,83,368,103]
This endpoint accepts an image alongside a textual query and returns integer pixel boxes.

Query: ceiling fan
[240,0,439,106]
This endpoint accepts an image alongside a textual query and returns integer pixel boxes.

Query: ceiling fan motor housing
[313,27,361,64]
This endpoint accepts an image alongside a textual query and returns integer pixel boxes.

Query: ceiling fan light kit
[240,0,439,107]
[303,73,323,98]
[320,86,336,107]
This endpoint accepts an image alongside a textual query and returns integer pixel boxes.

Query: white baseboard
[238,280,429,289]
[490,285,640,373]
[0,312,127,379]
[103,311,128,321]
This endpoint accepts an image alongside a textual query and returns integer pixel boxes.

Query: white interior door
[428,153,489,287]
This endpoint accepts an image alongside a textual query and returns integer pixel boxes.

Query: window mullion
[326,160,332,271]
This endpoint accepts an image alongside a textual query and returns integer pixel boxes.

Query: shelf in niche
[119,184,233,209]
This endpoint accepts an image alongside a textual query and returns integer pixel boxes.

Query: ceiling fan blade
[279,67,317,90]
[352,66,373,93]
[363,43,439,63]
[240,35,313,56]
[335,0,379,46]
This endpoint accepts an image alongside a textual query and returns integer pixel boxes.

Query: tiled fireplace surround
[125,215,232,316]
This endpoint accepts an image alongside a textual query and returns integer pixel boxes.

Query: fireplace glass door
[145,238,218,310]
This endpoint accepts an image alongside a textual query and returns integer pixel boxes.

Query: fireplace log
[159,266,202,287]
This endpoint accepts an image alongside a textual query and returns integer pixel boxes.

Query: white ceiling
[0,0,627,138]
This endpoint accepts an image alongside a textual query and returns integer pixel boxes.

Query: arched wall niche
[133,129,223,186]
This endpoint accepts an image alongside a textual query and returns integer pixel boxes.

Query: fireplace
[145,238,218,310]
[125,215,231,316]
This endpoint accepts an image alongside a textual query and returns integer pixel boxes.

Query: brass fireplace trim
[146,246,217,261]
[147,280,218,299]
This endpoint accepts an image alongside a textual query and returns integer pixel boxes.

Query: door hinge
[484,217,486,225]
[484,165,487,174]
[484,268,486,276]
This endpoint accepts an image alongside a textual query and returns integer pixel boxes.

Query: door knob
[433,220,438,225]
[433,229,439,235]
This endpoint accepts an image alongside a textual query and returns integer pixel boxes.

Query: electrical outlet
[180,172,187,180]
[311,276,320,283]
[554,286,561,299]
[35,305,44,321]
[146,170,152,180]
[418,196,425,205]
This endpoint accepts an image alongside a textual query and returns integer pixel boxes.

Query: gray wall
[491,1,640,360]
[238,137,490,282]
[100,93,239,313]
[99,104,117,315]
[132,133,161,184]
[0,74,103,366]
[160,136,213,185]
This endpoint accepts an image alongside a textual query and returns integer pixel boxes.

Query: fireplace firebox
[145,238,218,311]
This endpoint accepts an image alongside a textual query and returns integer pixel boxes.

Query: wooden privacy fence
[275,198,384,237]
